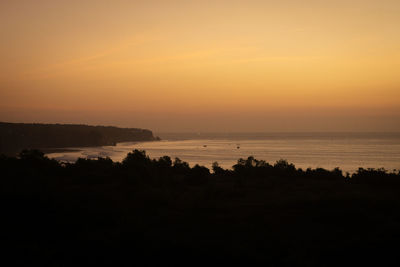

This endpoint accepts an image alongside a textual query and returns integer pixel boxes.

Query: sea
[46,132,400,173]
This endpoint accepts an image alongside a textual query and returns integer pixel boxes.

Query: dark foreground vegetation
[1,150,400,266]
[0,122,157,155]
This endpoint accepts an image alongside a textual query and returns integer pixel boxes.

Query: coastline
[44,136,400,174]
[0,122,158,156]
[40,148,83,154]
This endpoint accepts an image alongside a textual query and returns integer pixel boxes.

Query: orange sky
[1,0,399,132]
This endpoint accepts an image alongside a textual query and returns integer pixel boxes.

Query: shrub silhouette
[1,149,400,266]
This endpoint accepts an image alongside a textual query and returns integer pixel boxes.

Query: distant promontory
[0,122,158,156]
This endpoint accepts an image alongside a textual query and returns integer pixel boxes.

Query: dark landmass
[0,122,157,156]
[39,148,83,154]
[1,149,400,266]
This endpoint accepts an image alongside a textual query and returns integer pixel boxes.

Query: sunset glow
[1,0,399,131]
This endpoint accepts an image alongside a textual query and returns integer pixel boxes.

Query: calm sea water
[46,132,400,173]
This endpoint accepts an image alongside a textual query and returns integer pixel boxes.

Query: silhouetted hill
[0,122,157,155]
[1,150,400,266]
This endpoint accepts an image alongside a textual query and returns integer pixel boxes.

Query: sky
[1,0,399,132]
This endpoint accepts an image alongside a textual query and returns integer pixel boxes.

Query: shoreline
[42,139,157,155]
[41,148,83,154]
[42,136,400,174]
